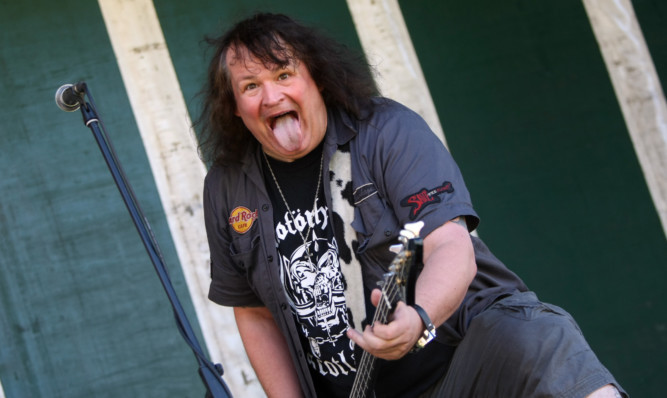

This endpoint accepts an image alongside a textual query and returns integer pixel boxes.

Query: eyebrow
[234,63,294,83]
[236,73,258,82]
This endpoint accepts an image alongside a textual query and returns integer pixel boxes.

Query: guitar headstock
[400,221,424,241]
[379,221,424,312]
[389,221,424,288]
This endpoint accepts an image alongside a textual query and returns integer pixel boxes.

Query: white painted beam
[346,0,447,147]
[583,0,667,238]
[96,1,263,395]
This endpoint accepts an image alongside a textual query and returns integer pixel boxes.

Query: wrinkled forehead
[224,43,298,73]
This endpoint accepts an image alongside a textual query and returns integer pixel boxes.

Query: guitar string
[351,270,404,396]
[351,247,412,397]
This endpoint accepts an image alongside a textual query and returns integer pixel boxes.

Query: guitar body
[349,222,424,398]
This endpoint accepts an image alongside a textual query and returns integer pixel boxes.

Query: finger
[370,323,413,351]
[347,325,384,353]
[372,302,414,339]
[346,327,364,348]
[358,324,412,360]
[370,288,382,307]
[371,304,424,351]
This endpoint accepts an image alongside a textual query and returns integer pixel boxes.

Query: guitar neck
[374,280,400,324]
[349,280,400,398]
[349,221,424,398]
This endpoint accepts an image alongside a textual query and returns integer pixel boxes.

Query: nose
[262,82,284,107]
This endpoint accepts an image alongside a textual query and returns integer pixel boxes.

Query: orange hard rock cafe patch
[228,206,258,234]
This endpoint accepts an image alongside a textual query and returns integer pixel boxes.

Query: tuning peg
[389,244,402,254]
[401,221,424,239]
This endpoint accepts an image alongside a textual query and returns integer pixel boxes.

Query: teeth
[270,111,294,129]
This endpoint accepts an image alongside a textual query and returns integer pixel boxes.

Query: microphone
[55,82,86,112]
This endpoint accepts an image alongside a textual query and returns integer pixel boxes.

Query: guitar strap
[406,241,424,306]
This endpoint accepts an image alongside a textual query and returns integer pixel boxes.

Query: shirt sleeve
[204,168,264,307]
[365,100,479,239]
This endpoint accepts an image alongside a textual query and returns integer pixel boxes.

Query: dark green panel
[400,0,666,396]
[0,1,205,397]
[154,0,364,125]
[634,0,667,97]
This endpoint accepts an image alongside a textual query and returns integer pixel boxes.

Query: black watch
[411,304,436,352]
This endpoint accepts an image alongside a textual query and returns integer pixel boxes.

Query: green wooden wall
[1,0,665,397]
[634,0,667,95]
[399,1,667,396]
[0,1,205,397]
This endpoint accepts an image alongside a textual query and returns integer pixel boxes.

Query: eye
[278,72,290,81]
[243,82,258,92]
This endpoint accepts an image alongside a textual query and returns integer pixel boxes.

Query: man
[198,12,626,397]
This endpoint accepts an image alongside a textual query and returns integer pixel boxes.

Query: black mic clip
[55,82,87,112]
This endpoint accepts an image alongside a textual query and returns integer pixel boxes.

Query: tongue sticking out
[272,113,302,152]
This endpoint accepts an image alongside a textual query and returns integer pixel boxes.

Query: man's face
[226,46,327,162]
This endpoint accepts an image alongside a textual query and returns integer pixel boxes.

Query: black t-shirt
[262,144,357,396]
[261,144,453,398]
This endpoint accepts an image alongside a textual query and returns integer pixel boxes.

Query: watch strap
[411,304,436,352]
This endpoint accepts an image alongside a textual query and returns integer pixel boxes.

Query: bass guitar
[349,221,424,398]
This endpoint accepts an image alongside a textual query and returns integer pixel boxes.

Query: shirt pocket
[229,233,262,275]
[351,183,400,253]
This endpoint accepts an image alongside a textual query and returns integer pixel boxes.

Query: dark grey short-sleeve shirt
[203,98,528,396]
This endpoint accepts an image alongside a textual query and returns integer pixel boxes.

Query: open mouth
[269,111,298,130]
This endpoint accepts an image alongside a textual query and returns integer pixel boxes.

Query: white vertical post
[583,0,667,238]
[346,0,448,147]
[96,1,264,395]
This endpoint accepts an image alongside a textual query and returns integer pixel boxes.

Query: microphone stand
[65,82,232,398]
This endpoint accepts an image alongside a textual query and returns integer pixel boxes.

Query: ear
[234,107,240,117]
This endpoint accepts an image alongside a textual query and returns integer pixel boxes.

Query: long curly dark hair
[195,13,379,166]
